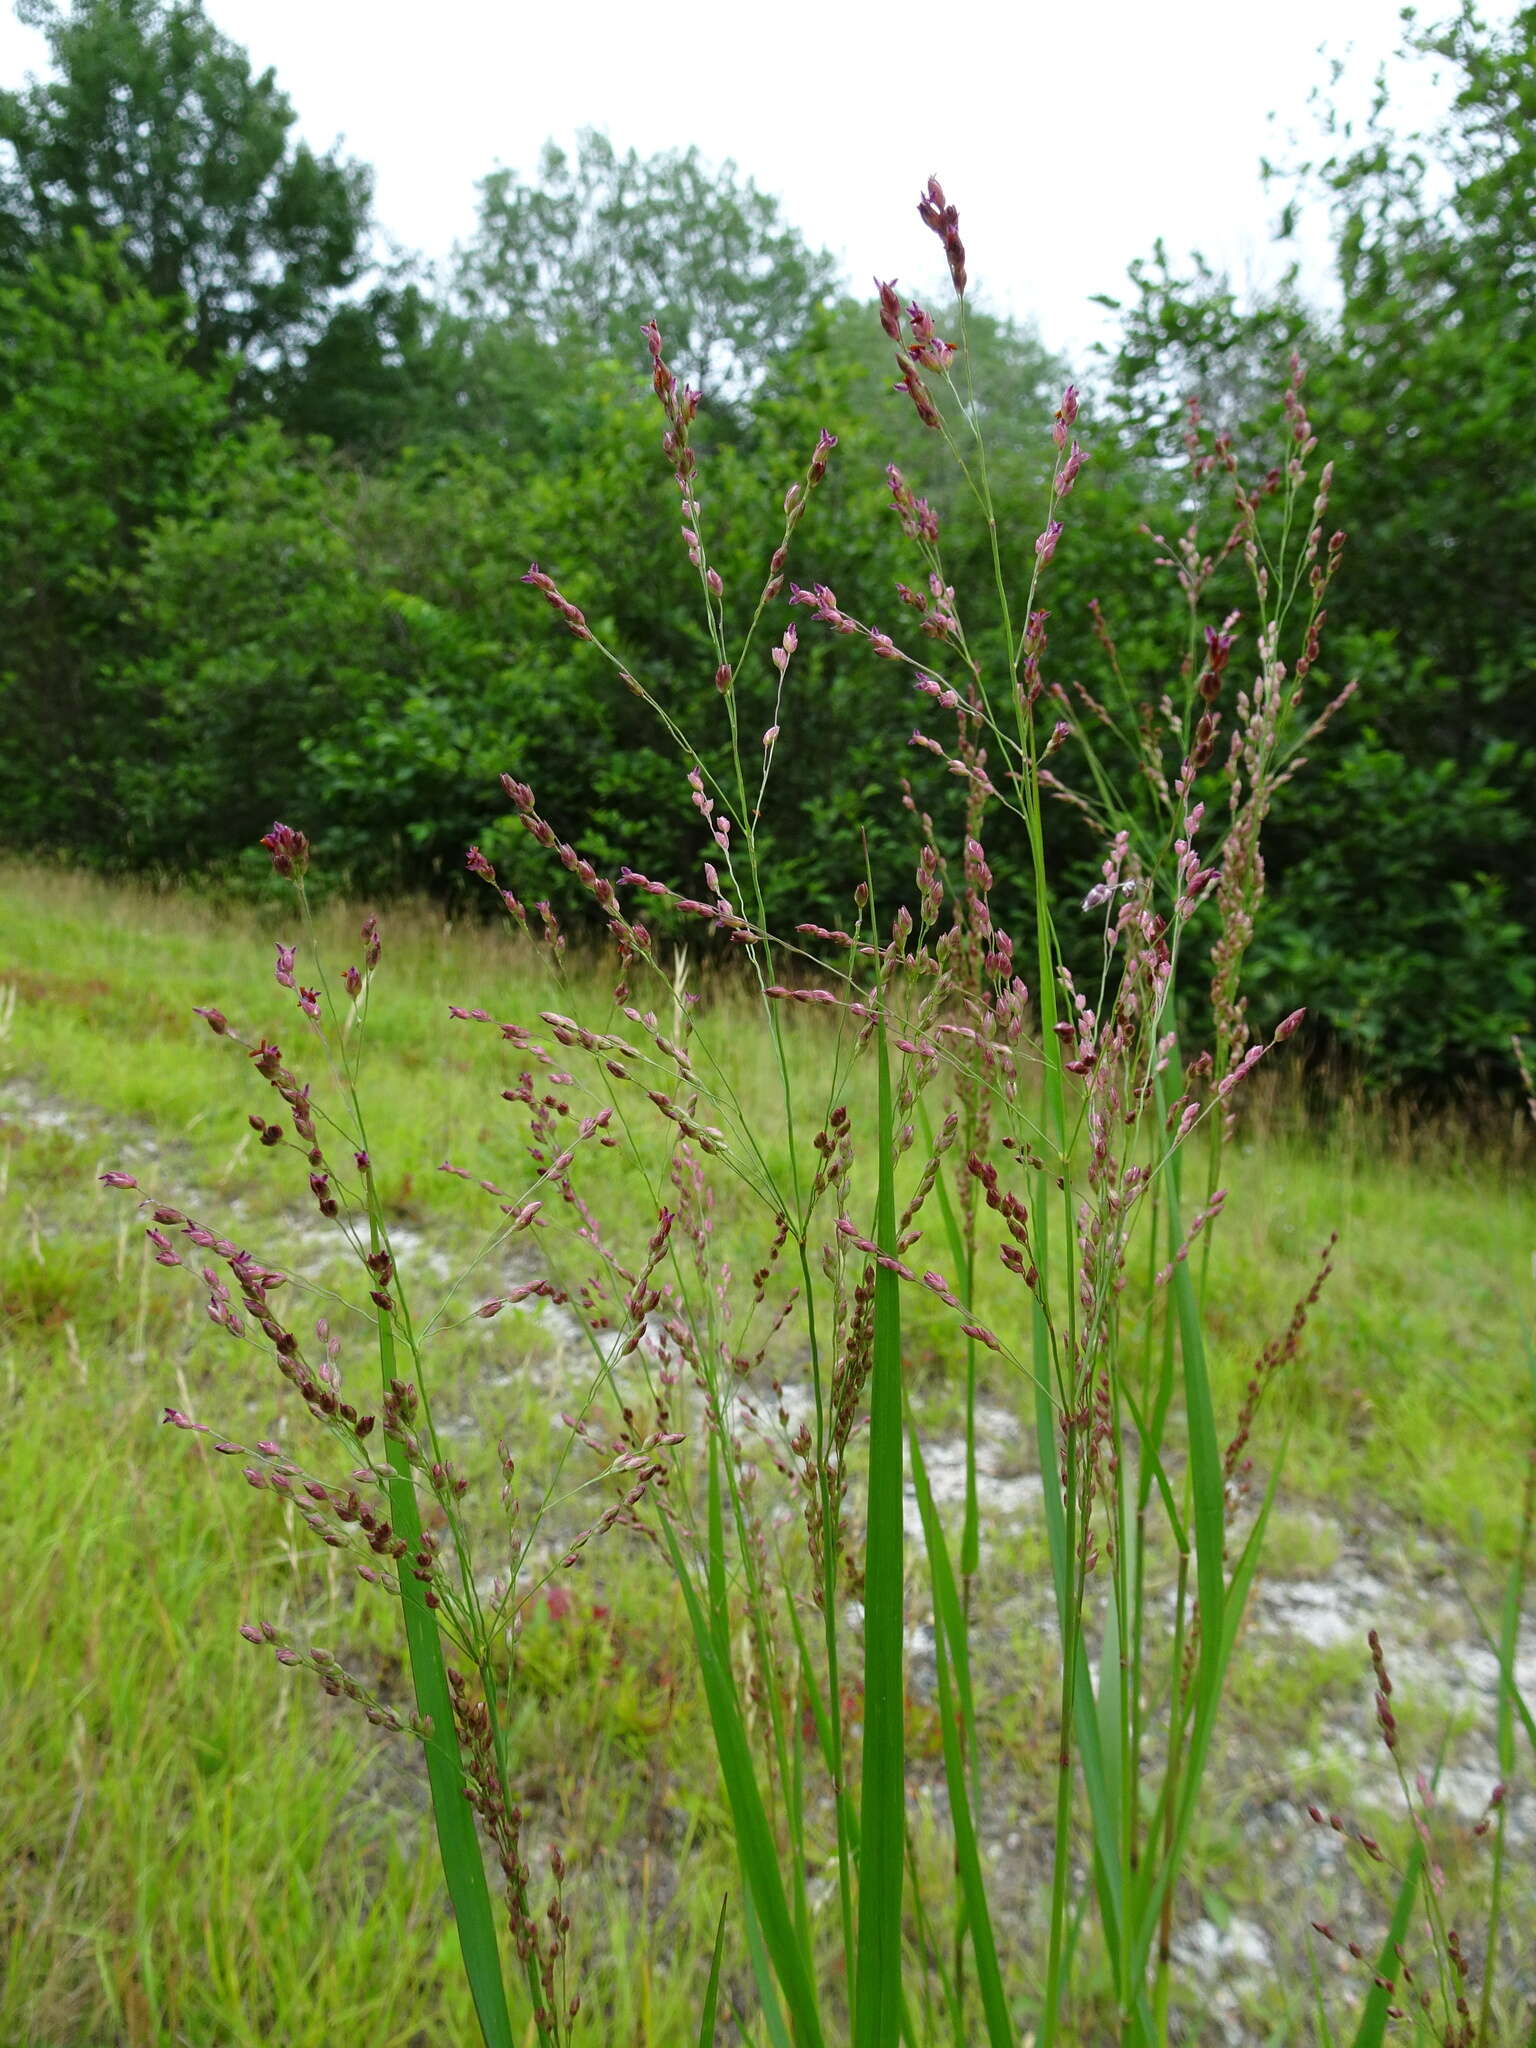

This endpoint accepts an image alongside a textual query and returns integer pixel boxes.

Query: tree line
[1,0,1531,1088]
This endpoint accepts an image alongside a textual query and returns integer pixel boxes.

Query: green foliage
[109,425,433,871]
[273,278,477,457]
[1298,5,1536,789]
[1251,637,1535,1086]
[275,277,619,463]
[1,0,1532,1087]
[0,237,230,847]
[1096,241,1313,443]
[113,379,713,890]
[0,0,372,385]
[1099,4,1536,1084]
[457,130,840,402]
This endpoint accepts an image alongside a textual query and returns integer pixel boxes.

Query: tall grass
[89,180,1533,2047]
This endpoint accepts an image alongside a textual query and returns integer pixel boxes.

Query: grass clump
[9,176,1533,2048]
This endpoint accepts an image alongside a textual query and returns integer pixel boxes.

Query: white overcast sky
[0,0,1511,366]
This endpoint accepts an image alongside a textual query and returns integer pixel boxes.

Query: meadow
[2,864,1532,2047]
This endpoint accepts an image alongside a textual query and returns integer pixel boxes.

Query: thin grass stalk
[1479,1405,1534,2044]
[305,878,523,2048]
[1350,1841,1427,2048]
[902,1821,953,2046]
[1033,1328,1135,2039]
[1151,1542,1189,2043]
[1109,1460,1138,2029]
[661,1507,826,2048]
[741,1887,793,2048]
[368,1250,517,2048]
[1478,1601,1516,2045]
[704,1317,802,1865]
[1014,537,1086,2048]
[908,1421,1015,2048]
[916,1097,984,2036]
[1137,1459,1283,1995]
[797,1236,858,1986]
[1159,1163,1226,1701]
[702,1409,807,1930]
[1034,1294,1073,2047]
[853,1015,907,2048]
[697,1895,730,2048]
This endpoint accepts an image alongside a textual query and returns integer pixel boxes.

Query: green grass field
[3,864,1532,2046]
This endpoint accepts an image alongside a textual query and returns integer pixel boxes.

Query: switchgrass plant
[91,183,1533,2046]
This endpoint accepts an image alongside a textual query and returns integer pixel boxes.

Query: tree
[456,130,840,402]
[1296,3,1536,735]
[275,272,619,463]
[0,0,372,383]
[0,236,231,850]
[274,277,491,457]
[1095,241,1316,447]
[1097,4,1536,1082]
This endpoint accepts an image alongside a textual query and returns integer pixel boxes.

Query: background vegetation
[0,0,1532,1091]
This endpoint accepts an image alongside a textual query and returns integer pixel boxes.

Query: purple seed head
[894,363,942,430]
[640,320,674,406]
[1054,440,1088,499]
[1204,624,1235,674]
[250,1039,282,1079]
[260,823,309,880]
[916,175,967,294]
